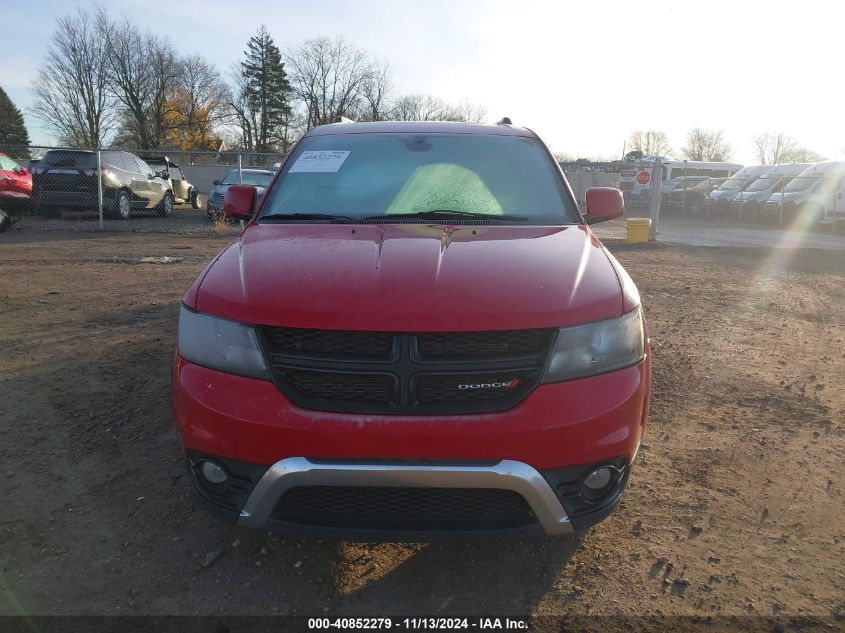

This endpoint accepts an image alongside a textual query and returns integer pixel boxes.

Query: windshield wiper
[260,212,360,222]
[364,210,529,222]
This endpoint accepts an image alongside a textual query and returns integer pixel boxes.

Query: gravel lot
[1,228,843,625]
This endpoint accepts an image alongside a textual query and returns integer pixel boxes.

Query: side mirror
[224,185,256,220]
[584,187,624,224]
[212,180,221,186]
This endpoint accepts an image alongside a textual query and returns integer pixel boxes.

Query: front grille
[272,486,536,530]
[414,371,535,403]
[259,328,555,415]
[416,330,549,358]
[281,369,395,403]
[267,327,394,359]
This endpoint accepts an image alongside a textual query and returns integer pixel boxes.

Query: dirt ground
[0,226,843,627]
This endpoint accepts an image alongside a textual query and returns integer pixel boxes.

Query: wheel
[115,190,132,220]
[35,196,58,218]
[190,189,200,209]
[157,191,174,217]
[687,199,703,215]
[798,202,824,224]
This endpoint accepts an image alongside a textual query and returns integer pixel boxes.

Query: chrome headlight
[177,305,268,379]
[541,308,644,383]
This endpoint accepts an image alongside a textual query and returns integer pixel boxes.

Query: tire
[190,189,200,209]
[157,191,174,217]
[115,190,132,220]
[687,199,703,215]
[35,196,58,218]
[797,202,824,224]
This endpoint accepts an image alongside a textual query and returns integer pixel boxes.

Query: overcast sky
[3,0,842,163]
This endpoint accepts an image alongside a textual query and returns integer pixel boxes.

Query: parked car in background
[707,165,772,215]
[666,177,726,214]
[32,149,174,219]
[0,152,33,214]
[206,169,274,221]
[763,162,845,224]
[730,164,810,218]
[174,120,651,540]
[145,156,201,208]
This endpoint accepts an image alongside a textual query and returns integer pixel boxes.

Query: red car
[0,152,33,213]
[172,121,651,540]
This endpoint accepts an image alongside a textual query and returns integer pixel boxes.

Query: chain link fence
[660,172,845,227]
[14,146,841,239]
[1,145,287,234]
[560,160,661,240]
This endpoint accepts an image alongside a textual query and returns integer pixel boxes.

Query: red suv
[172,121,651,540]
[0,152,33,215]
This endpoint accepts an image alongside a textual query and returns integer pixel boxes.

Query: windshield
[41,151,96,169]
[258,133,578,223]
[222,171,274,187]
[784,175,821,192]
[0,154,19,171]
[746,176,780,192]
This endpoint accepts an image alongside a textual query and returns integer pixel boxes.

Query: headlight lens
[541,308,644,383]
[177,305,268,379]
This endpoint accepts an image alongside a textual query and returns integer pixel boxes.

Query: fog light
[583,466,613,491]
[200,460,229,485]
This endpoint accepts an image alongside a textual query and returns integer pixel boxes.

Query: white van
[730,164,810,218]
[763,162,845,223]
[708,165,773,213]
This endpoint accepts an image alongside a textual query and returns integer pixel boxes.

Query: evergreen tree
[0,86,31,154]
[238,25,293,152]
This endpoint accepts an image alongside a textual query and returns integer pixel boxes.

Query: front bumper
[173,354,650,538]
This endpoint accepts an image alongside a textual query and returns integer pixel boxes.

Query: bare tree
[102,10,179,149]
[357,58,393,122]
[752,132,798,165]
[286,37,370,129]
[390,94,458,121]
[628,130,671,157]
[452,99,487,124]
[784,146,825,163]
[681,128,732,161]
[31,8,113,147]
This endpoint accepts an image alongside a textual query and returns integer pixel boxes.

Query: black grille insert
[280,369,395,403]
[258,327,556,415]
[414,371,537,403]
[273,486,536,530]
[416,330,551,358]
[266,327,394,359]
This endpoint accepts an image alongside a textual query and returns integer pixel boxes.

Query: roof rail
[496,117,512,125]
[333,115,356,124]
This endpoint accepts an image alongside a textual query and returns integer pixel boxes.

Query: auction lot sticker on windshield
[288,150,350,173]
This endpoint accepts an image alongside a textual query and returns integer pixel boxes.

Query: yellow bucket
[625,218,651,244]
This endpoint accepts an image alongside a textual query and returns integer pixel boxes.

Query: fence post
[649,160,662,240]
[237,153,244,231]
[96,146,104,231]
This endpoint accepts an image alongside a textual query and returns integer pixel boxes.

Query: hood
[709,188,738,200]
[736,190,768,201]
[212,183,267,198]
[193,223,625,331]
